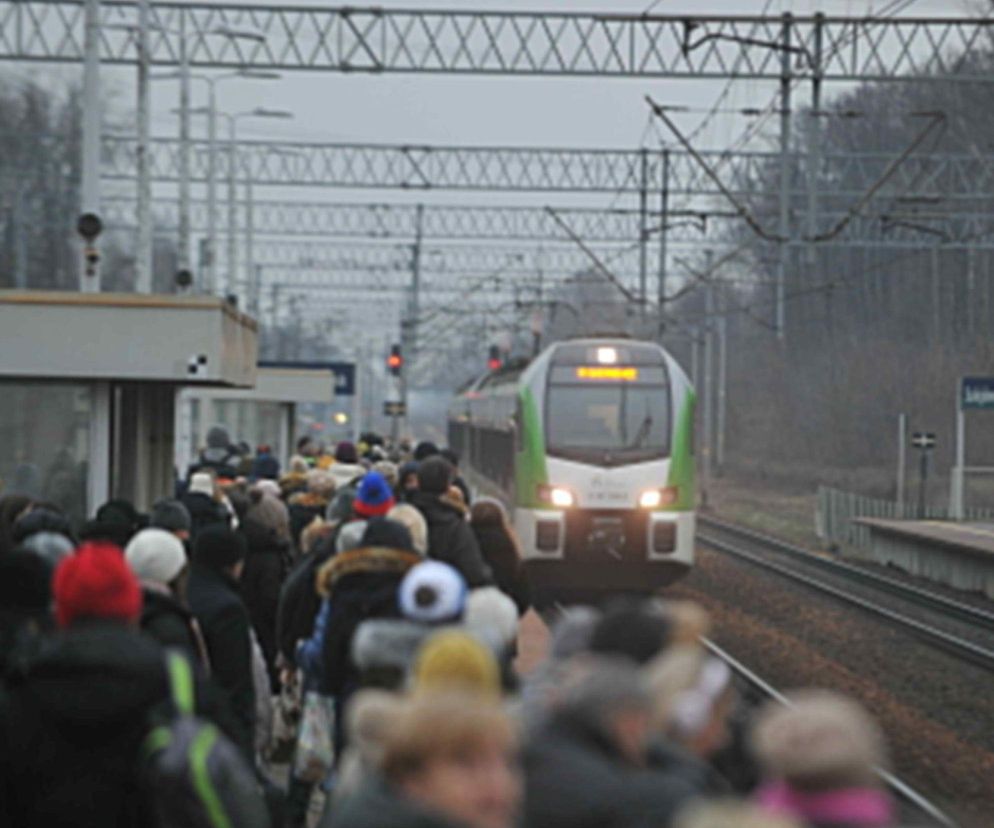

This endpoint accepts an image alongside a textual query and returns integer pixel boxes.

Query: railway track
[703,637,957,827]
[697,515,994,673]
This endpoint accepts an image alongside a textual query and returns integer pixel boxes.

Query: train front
[515,339,696,604]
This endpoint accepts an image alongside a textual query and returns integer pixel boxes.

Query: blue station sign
[961,376,994,410]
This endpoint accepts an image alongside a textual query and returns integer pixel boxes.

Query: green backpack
[144,651,270,828]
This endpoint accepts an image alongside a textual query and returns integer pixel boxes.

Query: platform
[855,518,994,599]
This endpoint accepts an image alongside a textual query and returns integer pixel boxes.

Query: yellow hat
[412,630,501,699]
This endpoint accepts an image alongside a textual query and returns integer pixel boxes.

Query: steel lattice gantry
[230,241,649,282]
[101,197,994,250]
[101,198,702,242]
[1,3,993,81]
[100,136,994,202]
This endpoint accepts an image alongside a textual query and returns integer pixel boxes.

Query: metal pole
[776,13,793,340]
[227,116,237,300]
[246,170,256,315]
[135,0,152,293]
[896,412,906,509]
[931,246,941,345]
[807,13,823,271]
[205,80,217,295]
[716,300,727,475]
[917,448,928,519]
[702,250,715,501]
[80,0,102,292]
[638,146,649,326]
[657,148,670,338]
[178,15,191,278]
[953,389,966,520]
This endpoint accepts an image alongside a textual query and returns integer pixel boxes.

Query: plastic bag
[292,692,335,783]
[268,675,302,765]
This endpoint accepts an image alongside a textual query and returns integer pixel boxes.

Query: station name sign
[961,376,994,410]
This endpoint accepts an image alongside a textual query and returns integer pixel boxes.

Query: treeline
[665,47,994,498]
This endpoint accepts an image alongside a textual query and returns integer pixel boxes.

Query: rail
[703,637,957,828]
[697,517,994,672]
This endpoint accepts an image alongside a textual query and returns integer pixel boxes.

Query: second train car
[448,337,695,603]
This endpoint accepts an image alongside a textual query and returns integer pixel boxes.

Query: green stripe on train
[515,386,548,507]
[666,391,697,511]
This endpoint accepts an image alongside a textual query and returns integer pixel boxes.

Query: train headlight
[538,484,575,508]
[639,489,662,509]
[639,487,679,509]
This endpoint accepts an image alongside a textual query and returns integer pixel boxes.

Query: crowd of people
[0,426,905,828]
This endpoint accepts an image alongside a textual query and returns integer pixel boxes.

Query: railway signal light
[387,343,403,376]
[488,345,502,371]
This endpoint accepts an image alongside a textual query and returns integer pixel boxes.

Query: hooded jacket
[315,545,421,696]
[329,462,366,491]
[522,713,698,828]
[0,622,225,828]
[408,492,493,588]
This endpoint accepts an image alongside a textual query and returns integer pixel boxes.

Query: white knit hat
[464,586,519,650]
[399,560,467,624]
[188,472,215,496]
[125,528,187,585]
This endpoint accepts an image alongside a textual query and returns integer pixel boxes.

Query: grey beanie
[151,498,192,534]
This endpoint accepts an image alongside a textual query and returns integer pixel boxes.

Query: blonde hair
[381,693,515,784]
[300,516,332,555]
[752,691,886,790]
[664,600,712,645]
[387,503,429,556]
[675,800,803,828]
[373,460,399,488]
[288,455,309,474]
[306,469,336,498]
[645,645,731,740]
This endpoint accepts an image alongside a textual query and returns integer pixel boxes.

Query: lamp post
[164,70,280,295]
[217,108,294,311]
[109,18,266,293]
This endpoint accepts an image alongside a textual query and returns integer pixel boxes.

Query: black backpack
[144,650,270,828]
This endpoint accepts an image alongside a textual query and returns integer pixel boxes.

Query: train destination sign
[961,376,994,410]
[576,366,639,381]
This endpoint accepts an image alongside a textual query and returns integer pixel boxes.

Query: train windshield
[545,379,670,465]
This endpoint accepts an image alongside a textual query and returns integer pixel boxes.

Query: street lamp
[109,13,267,293]
[217,108,294,314]
[160,70,281,295]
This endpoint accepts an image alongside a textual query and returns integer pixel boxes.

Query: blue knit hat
[354,471,396,518]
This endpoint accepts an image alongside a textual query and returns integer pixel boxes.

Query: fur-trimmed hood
[316,546,421,596]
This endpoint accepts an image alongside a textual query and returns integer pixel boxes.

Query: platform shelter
[0,291,257,523]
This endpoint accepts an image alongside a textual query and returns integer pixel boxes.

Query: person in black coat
[0,542,229,828]
[181,472,231,542]
[125,528,210,669]
[470,498,531,615]
[408,457,493,588]
[187,525,256,760]
[522,659,697,828]
[239,488,291,689]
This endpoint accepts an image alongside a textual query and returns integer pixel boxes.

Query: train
[447,337,696,604]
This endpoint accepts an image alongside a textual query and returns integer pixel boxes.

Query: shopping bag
[292,692,335,783]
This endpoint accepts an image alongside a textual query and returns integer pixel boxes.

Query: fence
[815,486,994,552]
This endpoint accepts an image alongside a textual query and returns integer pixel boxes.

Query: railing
[815,486,994,551]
